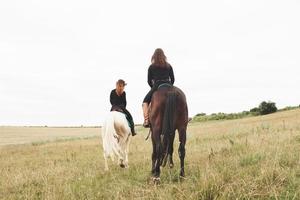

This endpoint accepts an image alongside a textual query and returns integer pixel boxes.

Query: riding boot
[124,109,136,136]
[129,121,136,136]
[142,103,150,128]
[130,126,136,136]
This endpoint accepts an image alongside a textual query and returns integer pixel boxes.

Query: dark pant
[143,81,171,104]
[123,109,135,133]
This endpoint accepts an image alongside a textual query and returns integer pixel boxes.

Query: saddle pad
[158,83,172,89]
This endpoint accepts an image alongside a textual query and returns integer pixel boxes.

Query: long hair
[151,48,168,67]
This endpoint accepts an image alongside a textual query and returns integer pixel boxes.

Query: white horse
[101,111,131,171]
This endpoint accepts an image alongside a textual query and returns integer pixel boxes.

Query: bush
[250,107,259,113]
[250,107,260,116]
[193,101,279,122]
[259,101,277,115]
[192,111,254,122]
[195,113,206,117]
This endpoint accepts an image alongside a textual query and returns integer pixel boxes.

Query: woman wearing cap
[110,79,136,136]
[142,48,175,128]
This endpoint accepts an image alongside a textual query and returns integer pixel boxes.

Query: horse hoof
[120,164,125,168]
[152,177,161,184]
[179,173,185,179]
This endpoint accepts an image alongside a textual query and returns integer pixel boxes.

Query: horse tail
[161,90,176,167]
[102,112,121,159]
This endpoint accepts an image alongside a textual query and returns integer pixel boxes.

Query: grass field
[0,126,100,146]
[1,109,300,199]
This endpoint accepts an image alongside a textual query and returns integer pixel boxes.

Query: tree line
[193,101,300,122]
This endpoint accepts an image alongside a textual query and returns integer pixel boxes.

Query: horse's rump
[149,85,188,178]
[150,86,188,132]
[101,111,131,170]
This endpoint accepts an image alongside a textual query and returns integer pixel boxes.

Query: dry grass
[1,109,300,199]
[0,127,100,146]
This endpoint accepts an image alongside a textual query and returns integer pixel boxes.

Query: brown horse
[149,84,188,182]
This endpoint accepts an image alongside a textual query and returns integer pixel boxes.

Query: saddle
[111,106,132,130]
[111,106,125,114]
[157,83,173,90]
[148,83,173,124]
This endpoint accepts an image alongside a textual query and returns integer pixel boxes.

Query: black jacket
[110,89,126,111]
[147,64,175,87]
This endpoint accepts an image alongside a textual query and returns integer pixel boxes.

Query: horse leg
[118,156,125,168]
[124,136,130,168]
[103,153,109,171]
[154,141,162,178]
[151,142,161,178]
[118,141,126,168]
[151,130,161,179]
[168,131,176,168]
[124,151,128,168]
[151,141,156,175]
[178,128,186,177]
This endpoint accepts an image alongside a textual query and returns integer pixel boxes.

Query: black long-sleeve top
[147,64,175,87]
[110,89,126,110]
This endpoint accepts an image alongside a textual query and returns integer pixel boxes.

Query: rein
[145,128,151,140]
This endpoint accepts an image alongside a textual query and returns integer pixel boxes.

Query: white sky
[1,0,299,126]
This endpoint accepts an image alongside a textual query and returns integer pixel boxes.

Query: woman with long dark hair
[142,48,175,127]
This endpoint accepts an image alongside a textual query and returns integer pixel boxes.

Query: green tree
[259,101,277,115]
